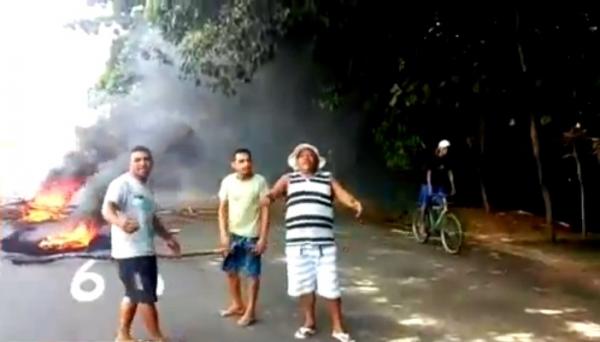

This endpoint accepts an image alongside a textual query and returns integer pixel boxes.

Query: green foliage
[94,34,138,98]
[376,59,434,170]
[316,85,342,112]
[593,138,600,161]
[144,0,161,23]
[151,0,289,96]
[112,0,145,16]
[97,65,130,94]
[146,0,211,44]
[373,119,423,171]
[540,115,553,126]
[144,1,600,175]
[389,80,431,109]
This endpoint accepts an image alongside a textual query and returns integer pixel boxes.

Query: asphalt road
[1,214,600,341]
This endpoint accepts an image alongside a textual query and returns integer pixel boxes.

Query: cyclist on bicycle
[417,139,456,231]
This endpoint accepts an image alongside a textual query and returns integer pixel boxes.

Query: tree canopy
[109,0,600,234]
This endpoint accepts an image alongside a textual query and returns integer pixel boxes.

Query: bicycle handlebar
[428,194,452,210]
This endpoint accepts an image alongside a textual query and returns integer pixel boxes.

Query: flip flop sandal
[237,316,256,327]
[219,308,244,317]
[294,326,316,339]
[331,332,355,342]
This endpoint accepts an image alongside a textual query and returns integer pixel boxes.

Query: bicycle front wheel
[440,213,463,254]
[412,210,430,244]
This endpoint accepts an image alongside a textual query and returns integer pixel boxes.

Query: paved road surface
[1,215,600,341]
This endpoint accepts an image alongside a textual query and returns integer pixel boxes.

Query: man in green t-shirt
[217,148,270,326]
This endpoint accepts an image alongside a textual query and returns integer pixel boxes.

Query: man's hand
[118,215,139,234]
[331,179,363,221]
[166,237,181,257]
[353,200,363,219]
[450,188,457,196]
[219,234,231,256]
[253,238,268,255]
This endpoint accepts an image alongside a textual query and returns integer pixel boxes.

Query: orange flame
[22,178,84,223]
[38,220,99,251]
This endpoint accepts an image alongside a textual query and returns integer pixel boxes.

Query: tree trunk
[479,116,491,213]
[516,12,553,240]
[572,144,586,238]
[530,114,554,241]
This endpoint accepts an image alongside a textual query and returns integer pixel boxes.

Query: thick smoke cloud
[66,20,365,215]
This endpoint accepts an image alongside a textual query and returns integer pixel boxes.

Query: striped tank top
[284,171,335,246]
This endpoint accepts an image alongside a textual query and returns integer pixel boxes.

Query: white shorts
[285,244,341,299]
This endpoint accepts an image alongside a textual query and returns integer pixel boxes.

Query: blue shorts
[117,255,158,304]
[417,184,447,207]
[222,234,261,278]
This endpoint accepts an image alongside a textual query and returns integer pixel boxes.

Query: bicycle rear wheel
[440,213,463,254]
[412,210,430,244]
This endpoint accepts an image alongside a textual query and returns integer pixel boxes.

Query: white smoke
[71,17,366,212]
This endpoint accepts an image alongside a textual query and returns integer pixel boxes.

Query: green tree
[148,0,288,96]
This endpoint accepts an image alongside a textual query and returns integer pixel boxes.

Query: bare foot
[219,305,245,317]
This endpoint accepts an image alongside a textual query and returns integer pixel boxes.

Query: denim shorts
[417,184,447,207]
[222,234,261,278]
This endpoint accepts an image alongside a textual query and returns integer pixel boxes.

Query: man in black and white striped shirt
[263,143,362,342]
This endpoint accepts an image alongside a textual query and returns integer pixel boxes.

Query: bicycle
[411,194,463,254]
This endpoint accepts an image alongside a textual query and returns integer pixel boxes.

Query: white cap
[438,139,451,149]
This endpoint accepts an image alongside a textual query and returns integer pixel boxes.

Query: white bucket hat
[287,143,327,171]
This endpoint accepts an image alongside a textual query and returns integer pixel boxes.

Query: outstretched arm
[331,179,363,218]
[262,174,289,205]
